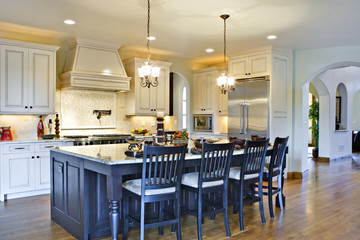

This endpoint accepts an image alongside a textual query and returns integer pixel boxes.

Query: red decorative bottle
[37,115,44,138]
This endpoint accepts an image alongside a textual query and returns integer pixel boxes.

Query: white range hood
[60,38,131,92]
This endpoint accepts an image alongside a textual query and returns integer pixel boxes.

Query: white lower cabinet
[3,153,35,194]
[0,141,66,201]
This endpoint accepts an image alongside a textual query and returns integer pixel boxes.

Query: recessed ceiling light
[64,19,76,25]
[205,48,214,53]
[103,69,111,75]
[147,36,156,41]
[267,35,277,40]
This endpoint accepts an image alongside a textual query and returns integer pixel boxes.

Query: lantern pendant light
[217,14,235,94]
[137,0,160,88]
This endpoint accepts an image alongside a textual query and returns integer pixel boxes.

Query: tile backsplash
[0,89,180,140]
[60,90,116,129]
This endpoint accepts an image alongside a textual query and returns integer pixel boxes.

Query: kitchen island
[50,143,285,240]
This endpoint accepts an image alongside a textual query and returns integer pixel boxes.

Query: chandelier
[137,0,160,88]
[217,14,235,94]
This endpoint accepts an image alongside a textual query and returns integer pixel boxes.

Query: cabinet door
[136,65,169,115]
[248,54,270,77]
[3,153,35,193]
[0,45,29,112]
[35,153,51,189]
[153,67,169,114]
[194,72,215,114]
[28,49,55,114]
[193,73,205,113]
[34,141,63,190]
[218,91,228,115]
[228,56,248,79]
[203,72,215,113]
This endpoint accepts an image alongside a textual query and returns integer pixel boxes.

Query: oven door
[194,115,212,132]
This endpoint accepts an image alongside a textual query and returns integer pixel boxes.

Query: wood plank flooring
[1,156,360,240]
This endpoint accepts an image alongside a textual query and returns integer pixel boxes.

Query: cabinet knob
[32,156,35,159]
[219,110,222,113]
[36,156,40,158]
[25,106,28,109]
[30,106,33,109]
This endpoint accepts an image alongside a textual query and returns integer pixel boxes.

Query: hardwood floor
[1,156,360,240]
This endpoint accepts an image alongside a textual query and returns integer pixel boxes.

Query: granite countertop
[51,142,247,165]
[0,138,74,144]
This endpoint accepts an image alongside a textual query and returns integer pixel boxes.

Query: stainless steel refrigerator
[228,77,270,139]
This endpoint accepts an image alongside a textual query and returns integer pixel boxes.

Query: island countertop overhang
[50,143,249,165]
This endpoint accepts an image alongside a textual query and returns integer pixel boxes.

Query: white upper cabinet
[124,57,172,116]
[229,53,270,79]
[193,69,216,114]
[193,67,228,115]
[0,39,59,114]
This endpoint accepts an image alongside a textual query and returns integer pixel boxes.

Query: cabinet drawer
[35,141,63,152]
[3,143,34,154]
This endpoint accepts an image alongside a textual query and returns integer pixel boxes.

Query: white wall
[292,46,360,173]
[314,67,360,158]
[353,91,360,130]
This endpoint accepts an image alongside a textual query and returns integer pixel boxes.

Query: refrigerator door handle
[245,104,249,134]
[240,103,248,134]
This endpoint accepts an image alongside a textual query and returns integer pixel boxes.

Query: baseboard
[314,157,330,162]
[0,189,50,201]
[287,170,309,179]
[315,154,352,162]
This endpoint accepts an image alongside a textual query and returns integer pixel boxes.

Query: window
[182,87,187,129]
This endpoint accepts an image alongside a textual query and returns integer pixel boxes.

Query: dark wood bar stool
[122,144,187,240]
[261,136,289,218]
[181,142,235,240]
[229,139,269,231]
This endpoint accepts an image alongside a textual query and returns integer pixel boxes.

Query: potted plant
[309,101,319,158]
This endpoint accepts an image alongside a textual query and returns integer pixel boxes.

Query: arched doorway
[301,63,360,167]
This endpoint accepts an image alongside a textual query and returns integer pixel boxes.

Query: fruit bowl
[131,128,149,135]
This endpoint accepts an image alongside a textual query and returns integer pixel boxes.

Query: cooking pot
[1,126,13,140]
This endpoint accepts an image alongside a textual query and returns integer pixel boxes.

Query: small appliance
[193,114,213,132]
[1,126,13,140]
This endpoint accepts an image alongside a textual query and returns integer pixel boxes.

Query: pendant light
[137,0,160,88]
[217,14,235,94]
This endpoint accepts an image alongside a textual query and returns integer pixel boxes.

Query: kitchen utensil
[1,126,13,140]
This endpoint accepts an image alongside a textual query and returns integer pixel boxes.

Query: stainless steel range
[64,134,131,146]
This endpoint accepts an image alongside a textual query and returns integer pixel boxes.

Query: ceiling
[1,0,360,65]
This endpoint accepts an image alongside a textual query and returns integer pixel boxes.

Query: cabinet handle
[45,146,54,148]
[14,147,25,150]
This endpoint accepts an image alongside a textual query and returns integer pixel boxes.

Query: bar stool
[122,144,187,240]
[229,139,269,231]
[262,136,288,218]
[181,142,235,240]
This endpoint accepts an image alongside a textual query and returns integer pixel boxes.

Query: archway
[301,62,360,167]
